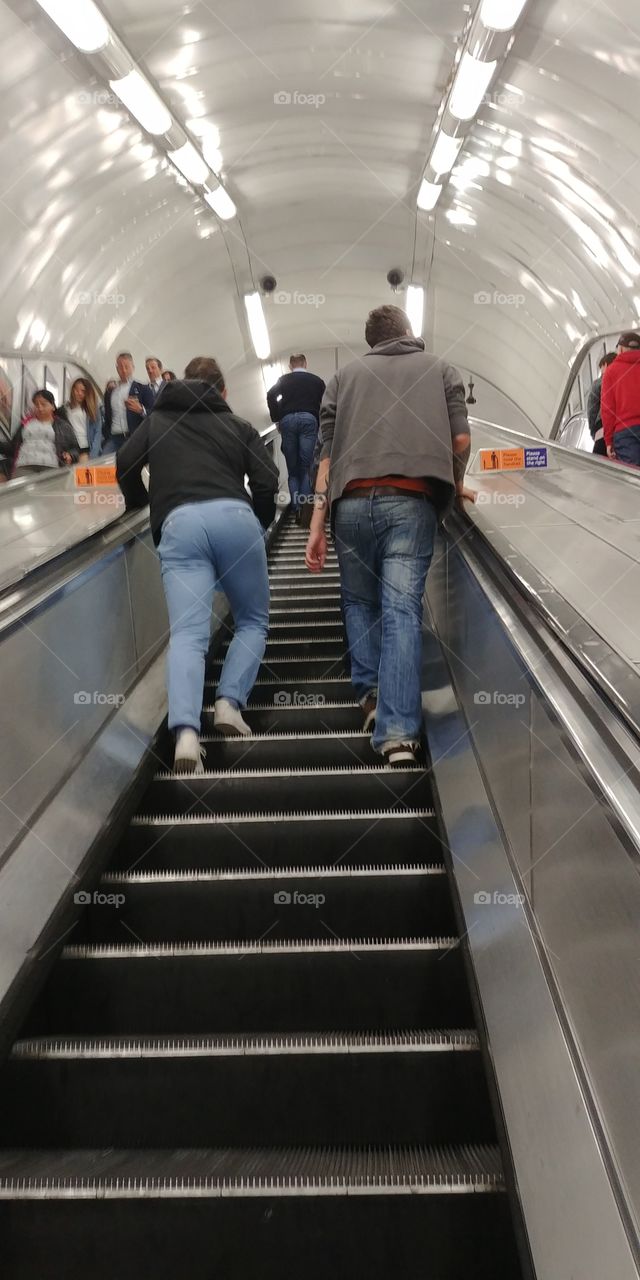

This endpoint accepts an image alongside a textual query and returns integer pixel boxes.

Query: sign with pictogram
[75,464,117,486]
[479,447,548,472]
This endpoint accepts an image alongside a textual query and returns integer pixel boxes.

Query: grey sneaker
[214,698,251,737]
[382,742,419,768]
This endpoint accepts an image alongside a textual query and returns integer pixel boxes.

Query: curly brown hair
[364,305,411,348]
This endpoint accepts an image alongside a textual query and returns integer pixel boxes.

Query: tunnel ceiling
[0,0,639,430]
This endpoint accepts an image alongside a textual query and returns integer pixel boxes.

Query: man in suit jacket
[101,352,155,454]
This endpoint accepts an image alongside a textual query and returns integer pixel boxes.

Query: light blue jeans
[334,494,438,752]
[158,499,270,731]
[279,413,318,510]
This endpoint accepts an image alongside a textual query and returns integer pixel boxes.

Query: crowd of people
[0,356,177,480]
[116,304,472,774]
[4,316,640,776]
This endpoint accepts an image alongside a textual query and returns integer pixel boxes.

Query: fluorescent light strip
[35,0,109,52]
[110,69,172,135]
[417,179,442,211]
[245,292,271,360]
[406,285,424,338]
[480,0,528,32]
[204,185,237,221]
[429,131,463,177]
[449,52,497,121]
[169,141,210,185]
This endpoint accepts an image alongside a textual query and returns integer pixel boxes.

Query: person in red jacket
[601,331,640,464]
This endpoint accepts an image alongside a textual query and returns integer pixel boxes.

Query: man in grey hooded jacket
[305,304,472,766]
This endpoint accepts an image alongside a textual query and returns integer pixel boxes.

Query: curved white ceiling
[0,0,638,432]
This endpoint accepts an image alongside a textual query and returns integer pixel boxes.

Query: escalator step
[206,659,349,682]
[202,703,363,731]
[118,810,440,871]
[24,938,472,1035]
[199,731,376,768]
[73,865,453,943]
[141,765,432,816]
[1,1030,493,1148]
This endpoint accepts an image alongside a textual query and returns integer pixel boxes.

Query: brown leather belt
[343,485,429,499]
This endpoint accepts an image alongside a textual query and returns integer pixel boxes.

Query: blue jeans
[613,426,640,467]
[101,434,128,455]
[158,499,269,731]
[279,413,318,510]
[334,494,438,752]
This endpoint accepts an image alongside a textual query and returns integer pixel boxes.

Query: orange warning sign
[480,448,525,472]
[75,464,117,487]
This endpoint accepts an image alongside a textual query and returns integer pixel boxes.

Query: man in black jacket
[101,352,155,454]
[267,354,325,521]
[117,357,279,772]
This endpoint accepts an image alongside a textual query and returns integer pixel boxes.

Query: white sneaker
[174,728,205,774]
[214,698,251,737]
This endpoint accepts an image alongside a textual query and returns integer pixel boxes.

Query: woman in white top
[60,378,102,460]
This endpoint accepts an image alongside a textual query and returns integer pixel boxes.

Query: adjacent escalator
[0,515,524,1278]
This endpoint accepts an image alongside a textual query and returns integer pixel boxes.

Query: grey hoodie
[319,336,469,517]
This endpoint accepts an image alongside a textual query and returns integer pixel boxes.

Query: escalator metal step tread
[131,807,435,826]
[153,765,423,780]
[100,864,445,884]
[61,937,458,959]
[0,1143,504,1194]
[11,1030,479,1059]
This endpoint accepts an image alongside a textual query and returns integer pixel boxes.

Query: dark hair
[162,370,177,381]
[33,388,56,408]
[184,356,225,392]
[617,331,640,350]
[289,354,307,369]
[599,352,617,369]
[105,379,117,392]
[116,351,133,361]
[146,356,163,369]
[365,305,411,348]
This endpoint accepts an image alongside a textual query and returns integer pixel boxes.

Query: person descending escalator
[587,352,616,457]
[116,356,279,774]
[305,304,474,768]
[0,388,80,478]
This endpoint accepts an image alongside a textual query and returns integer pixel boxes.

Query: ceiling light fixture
[449,52,497,121]
[168,140,210,184]
[406,285,424,338]
[204,184,237,221]
[34,0,109,52]
[429,131,464,176]
[417,179,443,211]
[244,292,271,360]
[109,69,172,135]
[480,0,528,31]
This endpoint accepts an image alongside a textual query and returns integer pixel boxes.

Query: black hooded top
[116,379,279,544]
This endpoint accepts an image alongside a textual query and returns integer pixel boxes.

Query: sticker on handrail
[75,464,117,487]
[479,447,548,472]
